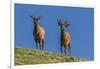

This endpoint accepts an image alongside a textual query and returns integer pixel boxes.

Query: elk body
[57,18,71,55]
[30,16,45,50]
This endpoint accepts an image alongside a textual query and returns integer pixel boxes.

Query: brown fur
[61,32,71,46]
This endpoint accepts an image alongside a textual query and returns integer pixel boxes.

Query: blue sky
[15,4,94,60]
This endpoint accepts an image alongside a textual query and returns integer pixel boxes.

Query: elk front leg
[39,40,42,50]
[60,44,63,54]
[64,45,67,54]
[35,40,38,49]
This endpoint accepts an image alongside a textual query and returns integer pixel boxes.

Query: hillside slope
[15,48,87,65]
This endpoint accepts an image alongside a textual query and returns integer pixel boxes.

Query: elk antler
[64,20,70,27]
[57,17,62,25]
[30,16,35,20]
[37,16,42,20]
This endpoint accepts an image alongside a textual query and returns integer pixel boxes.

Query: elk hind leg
[42,39,44,50]
[39,40,42,50]
[68,43,71,55]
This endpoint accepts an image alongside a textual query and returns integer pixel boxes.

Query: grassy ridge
[15,48,87,65]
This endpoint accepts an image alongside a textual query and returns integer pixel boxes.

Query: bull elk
[30,16,45,50]
[57,18,71,55]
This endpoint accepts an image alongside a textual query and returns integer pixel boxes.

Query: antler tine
[30,15,32,18]
[57,17,62,25]
[64,20,71,27]
[58,17,62,22]
[30,15,34,19]
[37,16,42,20]
[64,20,70,25]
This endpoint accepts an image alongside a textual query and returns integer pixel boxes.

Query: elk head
[57,17,70,31]
[30,16,42,26]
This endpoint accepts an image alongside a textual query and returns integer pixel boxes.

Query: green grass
[15,48,88,65]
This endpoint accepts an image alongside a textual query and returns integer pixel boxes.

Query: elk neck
[34,23,40,31]
[61,29,65,37]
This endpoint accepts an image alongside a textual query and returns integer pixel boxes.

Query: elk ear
[57,17,62,26]
[37,16,42,20]
[30,16,35,20]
